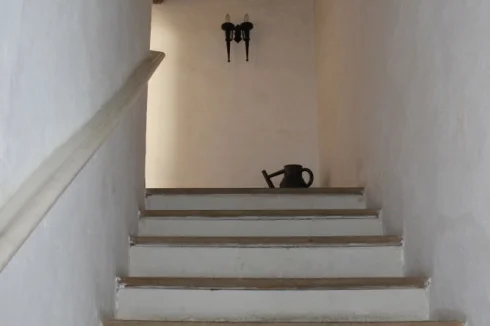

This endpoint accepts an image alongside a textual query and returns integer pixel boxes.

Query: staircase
[107,188,462,326]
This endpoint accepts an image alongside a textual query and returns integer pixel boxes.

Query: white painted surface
[116,288,429,321]
[0,0,152,209]
[0,1,152,325]
[138,217,384,237]
[0,51,163,273]
[129,245,403,277]
[0,94,149,326]
[146,193,366,210]
[315,1,490,324]
[147,0,319,188]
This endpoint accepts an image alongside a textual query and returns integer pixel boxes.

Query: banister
[0,50,165,273]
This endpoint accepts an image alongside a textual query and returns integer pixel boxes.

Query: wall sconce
[221,14,235,63]
[221,14,254,62]
[241,14,254,62]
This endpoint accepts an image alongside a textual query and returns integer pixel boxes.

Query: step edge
[141,210,381,218]
[146,188,366,196]
[117,277,429,290]
[130,236,402,247]
[139,217,380,221]
[105,321,464,326]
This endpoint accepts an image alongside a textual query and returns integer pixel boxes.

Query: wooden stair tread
[105,322,463,326]
[142,209,380,218]
[146,188,365,196]
[118,277,428,290]
[131,235,402,247]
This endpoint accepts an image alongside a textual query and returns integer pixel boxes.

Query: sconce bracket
[234,25,243,43]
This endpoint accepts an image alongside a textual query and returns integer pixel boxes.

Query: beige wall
[147,0,318,188]
[315,1,490,325]
[315,0,364,187]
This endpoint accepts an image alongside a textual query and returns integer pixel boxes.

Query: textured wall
[0,0,151,208]
[147,0,319,188]
[315,1,490,325]
[0,1,152,325]
[314,0,365,187]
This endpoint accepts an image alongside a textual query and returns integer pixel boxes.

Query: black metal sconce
[221,14,235,63]
[241,14,254,62]
[221,14,254,62]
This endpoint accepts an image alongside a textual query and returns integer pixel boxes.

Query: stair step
[119,277,428,290]
[138,216,384,237]
[145,188,366,210]
[129,247,402,277]
[129,236,403,277]
[116,277,429,322]
[131,235,400,247]
[106,321,463,326]
[142,209,380,219]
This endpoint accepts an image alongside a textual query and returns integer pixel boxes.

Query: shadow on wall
[146,0,319,188]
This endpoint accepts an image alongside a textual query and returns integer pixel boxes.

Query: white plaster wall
[0,0,151,208]
[147,0,319,188]
[315,1,490,325]
[0,1,152,325]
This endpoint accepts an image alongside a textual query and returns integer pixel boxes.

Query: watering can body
[262,164,314,188]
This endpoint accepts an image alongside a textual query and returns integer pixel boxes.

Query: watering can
[262,164,314,188]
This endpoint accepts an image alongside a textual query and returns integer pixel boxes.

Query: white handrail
[0,51,165,273]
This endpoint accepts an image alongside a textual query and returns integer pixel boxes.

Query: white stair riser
[116,288,429,322]
[138,218,384,237]
[129,246,403,277]
[146,194,366,210]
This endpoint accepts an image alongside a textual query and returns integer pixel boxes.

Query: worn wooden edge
[130,235,402,247]
[0,51,165,274]
[104,322,464,326]
[142,209,381,218]
[145,187,366,196]
[117,277,429,290]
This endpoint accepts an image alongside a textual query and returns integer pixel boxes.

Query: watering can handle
[262,169,285,188]
[302,168,314,188]
[262,170,275,188]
